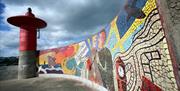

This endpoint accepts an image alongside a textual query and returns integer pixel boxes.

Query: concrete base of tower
[18,51,38,79]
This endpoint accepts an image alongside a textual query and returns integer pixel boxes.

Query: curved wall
[38,0,179,91]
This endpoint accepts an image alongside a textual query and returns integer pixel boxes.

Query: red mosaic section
[141,76,162,91]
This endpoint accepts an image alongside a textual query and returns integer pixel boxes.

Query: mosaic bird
[124,0,146,21]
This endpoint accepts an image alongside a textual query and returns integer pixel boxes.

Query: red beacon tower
[7,8,47,79]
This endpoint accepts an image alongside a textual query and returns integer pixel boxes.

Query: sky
[0,0,122,57]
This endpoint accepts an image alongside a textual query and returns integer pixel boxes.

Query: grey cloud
[62,1,121,33]
[2,0,121,34]
[0,30,19,57]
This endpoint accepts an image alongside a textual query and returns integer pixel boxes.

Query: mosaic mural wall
[38,0,179,91]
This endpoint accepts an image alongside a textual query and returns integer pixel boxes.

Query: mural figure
[97,47,114,91]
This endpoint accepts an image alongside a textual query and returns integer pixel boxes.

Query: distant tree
[0,57,18,66]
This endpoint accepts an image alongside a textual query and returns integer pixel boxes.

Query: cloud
[0,28,19,57]
[0,0,121,57]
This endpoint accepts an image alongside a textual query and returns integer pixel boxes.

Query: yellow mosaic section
[105,16,125,52]
[87,38,92,49]
[61,59,76,75]
[119,0,157,52]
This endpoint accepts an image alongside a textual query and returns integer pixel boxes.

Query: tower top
[7,8,47,29]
